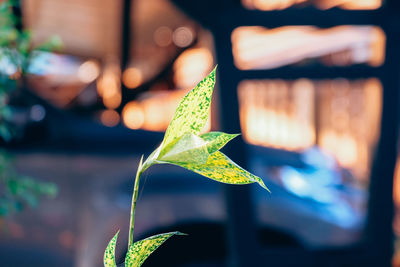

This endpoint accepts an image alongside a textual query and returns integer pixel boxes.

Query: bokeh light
[172,26,194,48]
[77,60,100,83]
[100,109,120,127]
[122,67,143,89]
[122,101,145,130]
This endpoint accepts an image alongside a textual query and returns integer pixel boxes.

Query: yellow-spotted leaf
[157,132,209,165]
[176,151,269,191]
[200,132,240,154]
[125,231,186,267]
[104,230,119,267]
[161,66,216,150]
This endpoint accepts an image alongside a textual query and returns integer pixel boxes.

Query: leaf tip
[175,231,188,236]
[258,180,271,193]
[232,133,241,139]
[208,65,217,80]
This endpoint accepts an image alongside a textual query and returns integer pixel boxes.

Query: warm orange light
[369,27,386,67]
[173,47,213,89]
[241,0,382,10]
[78,60,100,83]
[100,109,120,127]
[238,79,315,151]
[394,157,400,208]
[103,91,121,110]
[317,78,382,179]
[122,102,145,130]
[97,73,115,97]
[154,26,173,47]
[232,26,385,70]
[172,26,194,48]
[97,62,122,109]
[321,132,358,167]
[242,0,306,10]
[239,78,382,180]
[339,0,381,10]
[121,89,212,132]
[393,157,400,250]
[122,67,143,89]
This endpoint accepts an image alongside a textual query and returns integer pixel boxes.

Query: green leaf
[157,132,209,165]
[176,151,269,191]
[104,230,119,267]
[125,231,186,267]
[200,132,240,154]
[161,66,216,150]
[35,35,63,52]
[154,132,239,167]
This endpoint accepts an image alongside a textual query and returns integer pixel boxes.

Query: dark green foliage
[0,0,59,217]
[0,150,57,217]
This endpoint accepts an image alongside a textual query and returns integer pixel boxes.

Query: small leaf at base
[125,231,186,267]
[104,230,120,267]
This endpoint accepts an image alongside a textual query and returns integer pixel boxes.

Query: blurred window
[232,26,385,70]
[241,0,383,10]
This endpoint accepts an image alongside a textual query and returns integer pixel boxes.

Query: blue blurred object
[249,145,366,247]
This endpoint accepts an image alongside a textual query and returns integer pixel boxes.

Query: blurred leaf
[176,151,269,191]
[104,230,119,267]
[161,67,216,150]
[21,192,38,208]
[0,0,60,218]
[35,35,63,52]
[125,231,185,267]
[38,182,58,197]
[0,124,12,142]
[0,158,58,217]
[7,178,18,195]
[200,132,239,154]
[0,200,9,216]
[17,30,32,56]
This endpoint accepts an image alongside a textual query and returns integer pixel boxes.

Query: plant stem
[128,156,144,248]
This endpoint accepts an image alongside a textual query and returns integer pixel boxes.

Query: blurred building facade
[1,0,400,266]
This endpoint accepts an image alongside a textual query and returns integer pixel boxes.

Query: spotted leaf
[200,132,240,154]
[125,231,186,267]
[161,66,216,150]
[104,230,119,267]
[175,151,269,191]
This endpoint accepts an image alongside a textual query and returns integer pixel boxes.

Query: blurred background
[0,0,399,266]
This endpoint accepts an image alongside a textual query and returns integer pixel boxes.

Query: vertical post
[214,24,260,267]
[366,1,400,266]
[120,0,132,109]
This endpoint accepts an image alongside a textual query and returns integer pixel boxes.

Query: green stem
[128,156,144,248]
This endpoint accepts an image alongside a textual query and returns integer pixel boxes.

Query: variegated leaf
[176,151,269,191]
[157,132,209,165]
[104,230,119,267]
[161,67,216,150]
[154,132,239,167]
[125,231,185,267]
[200,132,240,154]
